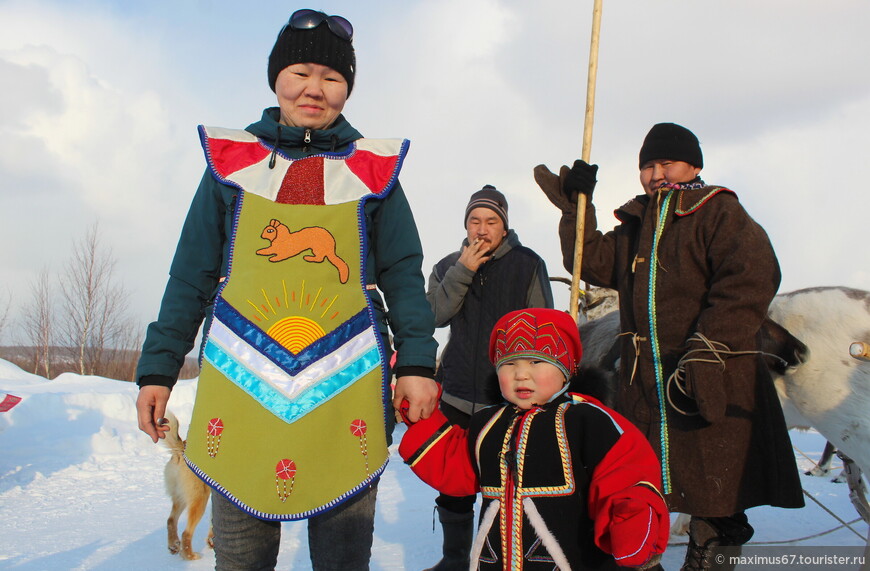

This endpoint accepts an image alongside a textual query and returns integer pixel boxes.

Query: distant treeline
[0,223,207,383]
[0,346,200,382]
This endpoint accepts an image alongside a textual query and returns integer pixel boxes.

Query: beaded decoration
[647,189,674,494]
[275,458,297,502]
[206,417,224,458]
[350,418,370,475]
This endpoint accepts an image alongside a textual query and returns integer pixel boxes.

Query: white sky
[1,0,869,341]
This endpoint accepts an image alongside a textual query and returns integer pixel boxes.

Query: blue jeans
[212,482,378,570]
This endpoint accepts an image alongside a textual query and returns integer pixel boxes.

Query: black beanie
[464,185,509,228]
[638,123,703,169]
[268,17,356,94]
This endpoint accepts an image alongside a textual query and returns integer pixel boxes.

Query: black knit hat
[268,13,356,94]
[464,185,508,228]
[638,123,703,168]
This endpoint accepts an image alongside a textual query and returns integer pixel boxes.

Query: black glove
[564,159,598,200]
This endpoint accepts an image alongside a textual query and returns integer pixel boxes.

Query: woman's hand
[393,376,439,423]
[136,385,171,443]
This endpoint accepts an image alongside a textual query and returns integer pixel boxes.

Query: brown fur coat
[561,183,803,516]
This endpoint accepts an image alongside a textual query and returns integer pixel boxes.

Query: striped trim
[404,421,453,467]
[206,316,378,401]
[211,298,372,375]
[636,480,666,502]
[572,400,625,436]
[648,190,674,494]
[203,339,380,424]
[675,186,733,216]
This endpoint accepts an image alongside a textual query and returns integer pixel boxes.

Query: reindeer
[575,286,870,534]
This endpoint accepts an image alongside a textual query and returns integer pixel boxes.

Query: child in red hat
[400,308,669,570]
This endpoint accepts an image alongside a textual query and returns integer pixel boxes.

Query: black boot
[681,514,754,571]
[424,506,474,571]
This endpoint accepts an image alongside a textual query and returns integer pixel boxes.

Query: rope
[793,444,838,470]
[670,445,869,547]
[797,489,868,541]
[618,331,644,385]
[668,517,866,546]
[665,331,792,416]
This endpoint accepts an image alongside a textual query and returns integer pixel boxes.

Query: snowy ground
[0,358,867,570]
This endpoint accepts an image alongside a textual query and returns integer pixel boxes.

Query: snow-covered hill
[0,359,866,570]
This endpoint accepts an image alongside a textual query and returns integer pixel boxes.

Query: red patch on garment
[208,138,271,178]
[345,150,399,195]
[277,157,325,204]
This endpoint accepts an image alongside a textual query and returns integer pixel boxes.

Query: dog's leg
[180,485,211,560]
[167,498,184,555]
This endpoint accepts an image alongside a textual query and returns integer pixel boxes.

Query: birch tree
[59,224,131,376]
[20,270,54,377]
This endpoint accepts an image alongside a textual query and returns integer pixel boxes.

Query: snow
[0,359,866,570]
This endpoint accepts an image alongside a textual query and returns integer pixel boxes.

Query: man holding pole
[535,123,803,570]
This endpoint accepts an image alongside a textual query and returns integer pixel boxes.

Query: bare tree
[59,223,132,376]
[19,269,54,378]
[105,319,144,382]
[0,287,11,345]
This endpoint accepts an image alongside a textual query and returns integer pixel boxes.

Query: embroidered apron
[185,126,408,520]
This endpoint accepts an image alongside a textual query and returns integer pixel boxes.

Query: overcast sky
[1,0,868,345]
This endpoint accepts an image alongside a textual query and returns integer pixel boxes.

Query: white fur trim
[522,496,572,570]
[469,499,500,571]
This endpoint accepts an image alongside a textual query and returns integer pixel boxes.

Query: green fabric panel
[184,189,388,519]
[224,193,363,321]
[186,362,387,518]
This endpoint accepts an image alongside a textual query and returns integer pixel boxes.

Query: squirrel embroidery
[256,219,350,284]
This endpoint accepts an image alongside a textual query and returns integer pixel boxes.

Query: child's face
[497,358,566,409]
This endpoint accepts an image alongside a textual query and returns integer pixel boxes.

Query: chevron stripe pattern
[203,299,381,424]
[493,311,569,370]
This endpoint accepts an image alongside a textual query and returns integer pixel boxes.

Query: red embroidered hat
[489,308,582,380]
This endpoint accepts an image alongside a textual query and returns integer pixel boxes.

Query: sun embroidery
[245,279,343,352]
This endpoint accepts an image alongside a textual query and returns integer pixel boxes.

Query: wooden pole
[569,0,603,323]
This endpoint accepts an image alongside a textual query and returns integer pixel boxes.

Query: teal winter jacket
[137,108,437,388]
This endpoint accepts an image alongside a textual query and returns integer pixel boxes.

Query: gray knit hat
[464,185,508,228]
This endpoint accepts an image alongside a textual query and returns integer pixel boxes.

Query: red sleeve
[398,407,479,497]
[587,409,670,568]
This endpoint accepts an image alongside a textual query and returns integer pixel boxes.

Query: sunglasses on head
[287,9,353,41]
